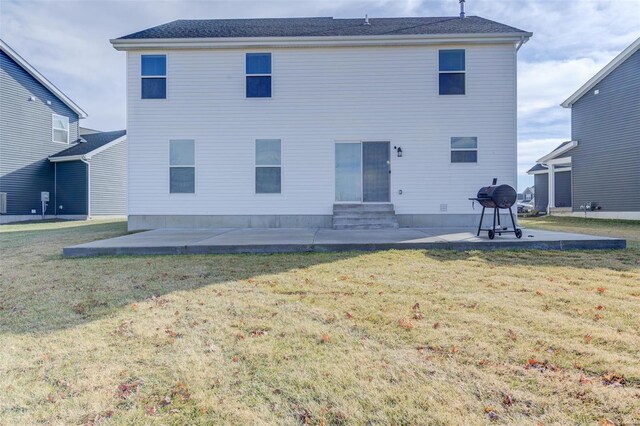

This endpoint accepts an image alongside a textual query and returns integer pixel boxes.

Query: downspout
[81,156,91,218]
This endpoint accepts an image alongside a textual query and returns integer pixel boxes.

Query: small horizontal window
[142,55,166,99]
[439,49,466,95]
[451,137,477,163]
[246,53,272,98]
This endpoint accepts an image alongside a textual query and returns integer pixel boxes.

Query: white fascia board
[527,168,548,175]
[536,141,577,164]
[0,40,88,118]
[48,154,85,162]
[110,32,532,51]
[561,37,640,108]
[545,156,572,166]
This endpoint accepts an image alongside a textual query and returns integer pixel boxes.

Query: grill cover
[476,184,517,209]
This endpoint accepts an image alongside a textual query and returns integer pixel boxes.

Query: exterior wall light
[394,146,403,157]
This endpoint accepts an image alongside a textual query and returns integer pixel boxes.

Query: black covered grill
[474,184,517,209]
[469,179,522,240]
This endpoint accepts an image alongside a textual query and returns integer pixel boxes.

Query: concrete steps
[333,204,399,230]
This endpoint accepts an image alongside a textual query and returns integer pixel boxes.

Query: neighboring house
[527,143,573,213]
[528,37,640,219]
[0,39,127,223]
[49,129,127,218]
[111,14,531,231]
[517,186,534,203]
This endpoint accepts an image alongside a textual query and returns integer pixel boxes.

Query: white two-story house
[111,15,531,231]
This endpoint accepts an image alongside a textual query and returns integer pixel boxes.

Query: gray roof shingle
[50,130,126,158]
[117,16,529,40]
[527,164,548,173]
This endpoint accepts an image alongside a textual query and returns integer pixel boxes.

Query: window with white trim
[451,137,477,163]
[255,139,281,193]
[246,53,272,98]
[439,49,465,95]
[169,140,195,193]
[52,114,69,143]
[141,55,167,99]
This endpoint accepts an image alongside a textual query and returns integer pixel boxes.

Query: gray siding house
[528,37,640,219]
[0,40,127,223]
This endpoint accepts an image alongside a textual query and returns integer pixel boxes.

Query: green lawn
[0,219,639,425]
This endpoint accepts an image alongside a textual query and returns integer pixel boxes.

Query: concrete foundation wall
[0,214,86,224]
[127,213,512,231]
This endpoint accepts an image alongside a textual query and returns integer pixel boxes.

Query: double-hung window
[439,49,465,95]
[246,53,272,98]
[451,137,477,163]
[141,55,167,99]
[169,140,195,193]
[52,114,69,143]
[255,139,281,193]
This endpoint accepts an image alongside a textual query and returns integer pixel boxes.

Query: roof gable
[0,39,87,118]
[561,37,640,108]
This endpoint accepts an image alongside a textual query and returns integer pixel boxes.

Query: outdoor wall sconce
[394,146,403,157]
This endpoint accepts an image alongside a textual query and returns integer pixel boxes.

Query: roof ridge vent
[459,0,466,19]
[364,14,370,25]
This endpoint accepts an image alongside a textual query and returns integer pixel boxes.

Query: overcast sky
[2,0,639,190]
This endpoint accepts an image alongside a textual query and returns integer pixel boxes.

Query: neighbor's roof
[561,37,640,108]
[116,16,530,40]
[0,39,88,118]
[49,130,126,160]
[535,140,577,164]
[527,164,548,174]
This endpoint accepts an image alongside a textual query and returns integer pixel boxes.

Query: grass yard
[0,220,639,425]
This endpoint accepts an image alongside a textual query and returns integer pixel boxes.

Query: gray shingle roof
[50,130,126,158]
[117,16,529,40]
[527,164,548,173]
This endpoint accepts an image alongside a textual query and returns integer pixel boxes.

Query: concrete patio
[63,227,626,257]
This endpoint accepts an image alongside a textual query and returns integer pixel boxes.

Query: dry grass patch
[0,220,639,425]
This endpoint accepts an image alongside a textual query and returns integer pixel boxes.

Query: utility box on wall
[41,191,50,202]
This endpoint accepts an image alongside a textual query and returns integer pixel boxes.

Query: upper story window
[246,53,271,98]
[169,139,195,193]
[141,55,167,99]
[255,139,281,193]
[451,137,477,163]
[52,114,69,143]
[439,49,465,95]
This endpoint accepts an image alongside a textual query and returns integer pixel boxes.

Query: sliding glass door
[335,142,390,203]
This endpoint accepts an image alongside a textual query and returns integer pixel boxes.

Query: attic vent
[364,14,370,25]
[459,0,466,19]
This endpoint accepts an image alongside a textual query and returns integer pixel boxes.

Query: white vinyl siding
[126,44,517,216]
